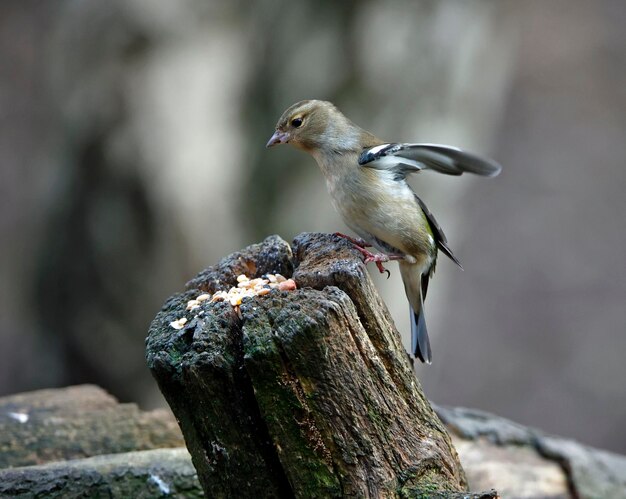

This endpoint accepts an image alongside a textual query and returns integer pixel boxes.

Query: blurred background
[1,0,625,453]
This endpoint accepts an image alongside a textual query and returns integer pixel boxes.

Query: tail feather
[400,262,432,364]
[410,304,432,364]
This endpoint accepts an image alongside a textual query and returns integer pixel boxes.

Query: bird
[267,100,501,363]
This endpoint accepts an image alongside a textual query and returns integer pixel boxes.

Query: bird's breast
[325,166,436,263]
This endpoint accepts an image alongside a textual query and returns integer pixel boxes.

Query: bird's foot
[333,233,402,278]
[362,252,404,277]
[333,232,370,247]
[352,246,403,278]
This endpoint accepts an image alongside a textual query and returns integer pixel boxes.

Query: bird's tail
[399,262,432,364]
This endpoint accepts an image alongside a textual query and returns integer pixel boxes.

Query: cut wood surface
[0,384,184,468]
[0,384,203,498]
[146,233,475,498]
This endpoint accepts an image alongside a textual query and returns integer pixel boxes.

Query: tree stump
[146,233,490,498]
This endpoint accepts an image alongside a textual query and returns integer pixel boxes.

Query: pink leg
[333,233,403,277]
[334,232,370,247]
[362,251,404,274]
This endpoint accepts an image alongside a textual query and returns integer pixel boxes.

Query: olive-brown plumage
[267,100,501,363]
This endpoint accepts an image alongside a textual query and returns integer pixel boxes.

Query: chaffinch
[267,100,501,363]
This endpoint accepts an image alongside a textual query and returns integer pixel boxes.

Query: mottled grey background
[1,0,624,453]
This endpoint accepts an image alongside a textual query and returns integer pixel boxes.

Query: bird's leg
[334,232,378,263]
[362,252,404,276]
[333,232,371,247]
[333,232,403,278]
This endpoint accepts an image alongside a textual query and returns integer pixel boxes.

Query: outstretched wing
[359,143,502,179]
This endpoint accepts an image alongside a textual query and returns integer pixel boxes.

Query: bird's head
[266,100,337,152]
[267,100,373,159]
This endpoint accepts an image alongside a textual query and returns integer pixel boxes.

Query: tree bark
[146,233,481,498]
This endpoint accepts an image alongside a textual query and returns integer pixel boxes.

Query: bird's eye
[291,117,303,128]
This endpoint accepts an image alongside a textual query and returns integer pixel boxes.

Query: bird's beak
[266,130,290,148]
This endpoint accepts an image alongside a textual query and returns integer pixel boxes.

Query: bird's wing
[358,143,502,178]
[414,193,463,274]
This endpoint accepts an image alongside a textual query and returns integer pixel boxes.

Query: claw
[333,232,402,277]
[370,259,388,274]
[363,253,402,277]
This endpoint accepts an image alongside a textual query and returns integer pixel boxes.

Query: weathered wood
[0,448,202,499]
[436,405,626,499]
[0,385,184,468]
[146,233,474,497]
[2,383,623,498]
